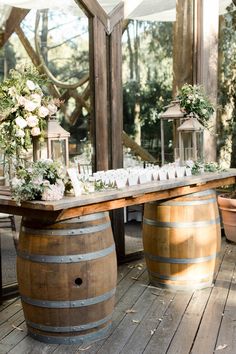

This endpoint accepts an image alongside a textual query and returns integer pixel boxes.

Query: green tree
[122,20,173,160]
[218,3,236,167]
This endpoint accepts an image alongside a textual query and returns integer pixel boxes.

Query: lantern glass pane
[38,141,48,160]
[51,140,66,165]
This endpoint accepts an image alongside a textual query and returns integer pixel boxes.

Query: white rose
[30,93,42,107]
[24,99,38,112]
[17,96,26,106]
[31,127,41,136]
[38,106,49,117]
[15,129,25,138]
[26,80,36,90]
[47,103,58,115]
[15,116,27,129]
[26,115,39,127]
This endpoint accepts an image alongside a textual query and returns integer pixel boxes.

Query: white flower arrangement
[0,65,61,158]
[11,159,65,204]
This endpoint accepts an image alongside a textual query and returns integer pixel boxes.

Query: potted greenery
[217,188,236,243]
[11,159,66,205]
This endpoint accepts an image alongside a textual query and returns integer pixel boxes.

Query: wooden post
[76,0,128,260]
[195,0,219,162]
[173,0,195,153]
[173,0,219,162]
[173,0,195,96]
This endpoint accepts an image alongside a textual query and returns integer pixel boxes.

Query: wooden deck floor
[1,236,236,354]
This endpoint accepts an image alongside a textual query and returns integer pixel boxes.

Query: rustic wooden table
[0,169,235,222]
[0,169,235,345]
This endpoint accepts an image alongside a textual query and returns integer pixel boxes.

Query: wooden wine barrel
[143,190,221,290]
[17,212,117,345]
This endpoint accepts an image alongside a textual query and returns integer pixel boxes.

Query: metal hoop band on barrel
[28,323,112,345]
[21,288,116,308]
[17,244,115,263]
[26,313,113,333]
[143,217,220,229]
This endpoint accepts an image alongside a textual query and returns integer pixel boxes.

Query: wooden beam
[75,0,108,32]
[122,131,156,162]
[3,8,29,46]
[108,2,124,34]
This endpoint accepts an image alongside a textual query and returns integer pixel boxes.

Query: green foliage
[177,84,215,126]
[190,160,224,175]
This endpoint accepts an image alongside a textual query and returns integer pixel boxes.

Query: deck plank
[1,237,236,354]
[142,291,193,354]
[191,243,236,354]
[119,288,175,354]
[214,252,236,353]
[165,240,228,354]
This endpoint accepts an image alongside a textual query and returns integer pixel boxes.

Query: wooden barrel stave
[143,190,221,290]
[17,212,117,344]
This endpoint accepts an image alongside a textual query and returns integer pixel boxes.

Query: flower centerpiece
[11,159,65,205]
[176,83,215,127]
[0,65,60,163]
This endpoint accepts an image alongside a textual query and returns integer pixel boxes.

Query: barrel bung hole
[75,277,83,286]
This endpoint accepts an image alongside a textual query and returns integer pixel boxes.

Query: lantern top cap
[47,116,70,138]
[160,100,185,119]
[177,116,205,131]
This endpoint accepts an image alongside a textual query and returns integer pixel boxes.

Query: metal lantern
[160,101,185,165]
[177,115,204,165]
[33,117,70,167]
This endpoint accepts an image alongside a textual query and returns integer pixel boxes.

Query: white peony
[15,116,27,129]
[31,127,41,136]
[26,80,36,90]
[38,106,49,117]
[26,115,39,128]
[24,99,38,112]
[41,180,65,201]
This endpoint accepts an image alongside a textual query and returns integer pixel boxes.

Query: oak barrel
[143,190,221,290]
[17,212,117,344]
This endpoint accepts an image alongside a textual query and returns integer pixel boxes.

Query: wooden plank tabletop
[0,169,235,221]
